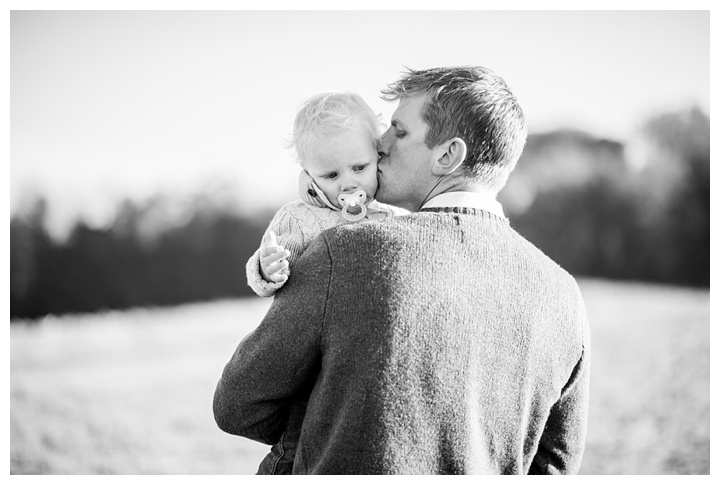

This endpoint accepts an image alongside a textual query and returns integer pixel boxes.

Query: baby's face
[304,121,379,209]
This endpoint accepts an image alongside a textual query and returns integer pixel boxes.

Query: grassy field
[9,279,709,474]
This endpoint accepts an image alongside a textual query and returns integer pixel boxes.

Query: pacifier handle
[338,190,367,222]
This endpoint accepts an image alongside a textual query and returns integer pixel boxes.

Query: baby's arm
[246,208,309,297]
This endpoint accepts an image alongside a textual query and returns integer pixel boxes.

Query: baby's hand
[260,231,290,283]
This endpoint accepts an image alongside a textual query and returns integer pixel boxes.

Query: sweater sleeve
[246,205,315,297]
[214,234,332,444]
[529,286,591,474]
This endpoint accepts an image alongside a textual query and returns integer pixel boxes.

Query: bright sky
[9,8,710,238]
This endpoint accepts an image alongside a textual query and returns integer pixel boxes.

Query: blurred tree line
[500,106,709,287]
[10,107,709,320]
[10,195,273,319]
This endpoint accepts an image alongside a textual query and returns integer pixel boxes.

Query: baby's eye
[324,172,338,180]
[353,165,367,172]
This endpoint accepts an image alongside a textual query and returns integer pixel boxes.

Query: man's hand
[260,231,290,283]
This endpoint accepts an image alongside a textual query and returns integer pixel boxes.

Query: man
[213,66,591,474]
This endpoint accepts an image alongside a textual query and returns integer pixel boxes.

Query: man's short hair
[289,92,383,166]
[381,66,527,191]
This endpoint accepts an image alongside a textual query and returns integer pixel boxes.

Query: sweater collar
[420,191,504,218]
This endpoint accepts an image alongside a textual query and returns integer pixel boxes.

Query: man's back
[213,207,590,474]
[291,208,590,473]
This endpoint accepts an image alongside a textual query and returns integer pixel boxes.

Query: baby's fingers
[266,230,278,246]
[260,243,288,258]
[264,256,289,276]
[262,248,290,266]
[262,231,280,253]
[268,272,289,284]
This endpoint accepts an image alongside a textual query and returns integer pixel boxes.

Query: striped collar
[420,191,504,218]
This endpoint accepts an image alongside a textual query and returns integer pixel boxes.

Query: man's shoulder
[322,213,416,242]
[509,226,578,283]
[510,230,585,320]
[304,215,415,263]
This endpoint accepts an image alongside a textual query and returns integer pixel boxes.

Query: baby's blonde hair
[288,92,383,166]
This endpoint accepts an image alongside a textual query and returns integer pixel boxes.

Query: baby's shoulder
[274,199,338,221]
[269,199,345,237]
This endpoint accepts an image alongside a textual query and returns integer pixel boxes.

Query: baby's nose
[341,180,358,192]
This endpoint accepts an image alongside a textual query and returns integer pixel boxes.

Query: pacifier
[337,190,367,222]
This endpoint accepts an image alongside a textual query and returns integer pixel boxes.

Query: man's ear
[431,137,467,176]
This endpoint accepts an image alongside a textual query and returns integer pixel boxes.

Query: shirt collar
[420,191,505,218]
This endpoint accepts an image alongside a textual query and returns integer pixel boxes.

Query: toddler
[246,92,406,473]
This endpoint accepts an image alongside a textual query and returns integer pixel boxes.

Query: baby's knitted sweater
[246,172,406,297]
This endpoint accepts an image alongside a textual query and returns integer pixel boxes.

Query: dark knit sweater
[214,208,591,474]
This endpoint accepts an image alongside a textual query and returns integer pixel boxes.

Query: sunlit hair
[289,92,383,166]
[381,66,527,191]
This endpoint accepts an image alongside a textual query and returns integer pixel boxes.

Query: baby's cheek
[364,174,378,196]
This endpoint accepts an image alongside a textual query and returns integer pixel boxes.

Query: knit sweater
[215,207,591,474]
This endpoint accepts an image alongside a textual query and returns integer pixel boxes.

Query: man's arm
[214,234,332,444]
[529,347,590,474]
[530,287,591,474]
